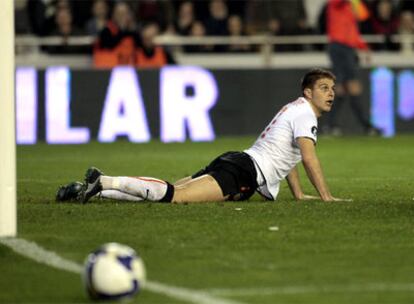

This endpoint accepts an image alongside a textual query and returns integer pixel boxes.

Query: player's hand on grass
[323,196,353,202]
[299,195,352,202]
[301,194,320,200]
[295,192,352,202]
[295,194,320,201]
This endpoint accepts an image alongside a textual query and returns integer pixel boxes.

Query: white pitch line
[3,238,414,302]
[0,237,244,304]
[207,283,414,296]
[0,237,83,273]
[145,281,243,304]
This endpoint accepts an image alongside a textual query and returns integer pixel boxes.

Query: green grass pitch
[1,136,414,303]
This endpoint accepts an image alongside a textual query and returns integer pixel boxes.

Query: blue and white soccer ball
[83,242,146,301]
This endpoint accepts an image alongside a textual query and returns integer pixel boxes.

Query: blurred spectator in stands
[93,1,139,67]
[136,22,176,68]
[226,15,251,52]
[45,7,89,54]
[27,0,57,36]
[204,0,229,52]
[268,17,281,36]
[325,0,381,136]
[97,1,138,48]
[185,21,213,53]
[27,0,86,36]
[245,1,270,34]
[205,0,229,35]
[85,0,110,36]
[174,1,195,36]
[134,0,174,32]
[55,0,70,12]
[267,17,289,52]
[245,0,310,51]
[245,0,306,34]
[399,10,414,54]
[274,0,307,34]
[71,1,93,30]
[362,0,400,50]
[267,16,310,52]
[288,18,315,51]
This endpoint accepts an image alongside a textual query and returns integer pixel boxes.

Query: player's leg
[100,175,194,200]
[172,174,228,203]
[84,174,223,204]
[92,177,194,202]
[173,176,192,186]
[95,175,174,202]
[87,168,219,203]
[80,166,195,203]
[100,190,143,202]
[90,162,214,203]
[81,152,257,204]
[84,173,226,204]
[172,152,258,203]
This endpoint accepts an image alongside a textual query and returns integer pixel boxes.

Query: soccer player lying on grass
[56,68,350,204]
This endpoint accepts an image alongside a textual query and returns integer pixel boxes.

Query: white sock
[100,176,169,201]
[99,190,143,202]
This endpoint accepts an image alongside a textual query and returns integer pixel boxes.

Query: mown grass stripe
[207,283,414,296]
[0,237,245,304]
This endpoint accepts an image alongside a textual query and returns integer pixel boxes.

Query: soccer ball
[83,242,146,301]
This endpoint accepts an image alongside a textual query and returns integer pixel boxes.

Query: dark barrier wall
[15,66,414,144]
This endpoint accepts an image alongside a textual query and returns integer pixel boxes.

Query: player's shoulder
[286,97,315,118]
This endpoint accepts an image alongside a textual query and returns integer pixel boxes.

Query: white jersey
[244,97,318,200]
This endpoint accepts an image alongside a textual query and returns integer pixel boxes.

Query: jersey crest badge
[311,126,318,137]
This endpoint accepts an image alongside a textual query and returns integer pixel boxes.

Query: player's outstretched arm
[286,166,318,200]
[286,166,309,200]
[286,166,304,200]
[297,137,350,202]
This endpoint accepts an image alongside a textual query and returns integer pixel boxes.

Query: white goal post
[0,0,16,237]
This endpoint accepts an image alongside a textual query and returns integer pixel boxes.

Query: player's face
[307,78,335,117]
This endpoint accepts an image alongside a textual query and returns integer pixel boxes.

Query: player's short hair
[301,68,336,93]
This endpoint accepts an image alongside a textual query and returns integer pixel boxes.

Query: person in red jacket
[93,1,139,68]
[326,0,381,136]
[135,22,176,68]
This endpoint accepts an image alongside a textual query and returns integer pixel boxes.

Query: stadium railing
[15,34,414,68]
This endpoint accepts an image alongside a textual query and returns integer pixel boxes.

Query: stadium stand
[14,0,414,68]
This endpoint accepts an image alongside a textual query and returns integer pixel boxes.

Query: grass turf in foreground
[1,136,413,303]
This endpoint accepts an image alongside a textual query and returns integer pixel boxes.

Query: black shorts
[191,151,258,201]
[328,42,359,83]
